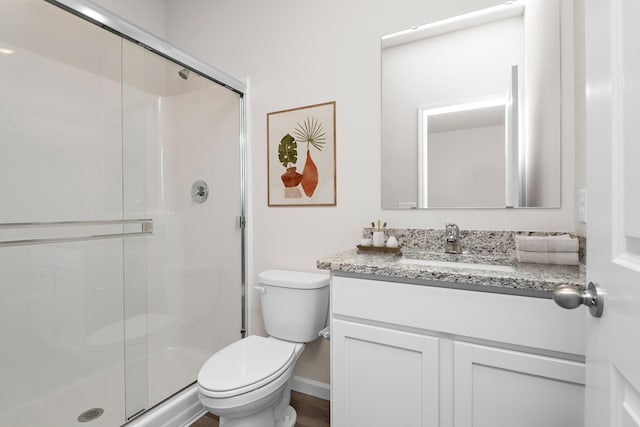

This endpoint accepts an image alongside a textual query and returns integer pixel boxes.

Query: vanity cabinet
[330,276,586,427]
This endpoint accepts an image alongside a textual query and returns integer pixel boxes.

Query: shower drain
[77,408,104,423]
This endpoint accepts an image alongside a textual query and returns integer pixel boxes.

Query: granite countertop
[317,248,585,296]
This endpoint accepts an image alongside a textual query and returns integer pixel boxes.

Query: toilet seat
[198,336,297,399]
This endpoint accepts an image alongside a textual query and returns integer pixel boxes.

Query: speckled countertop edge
[317,249,585,295]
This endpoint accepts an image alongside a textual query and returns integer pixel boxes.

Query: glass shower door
[0,1,129,426]
[0,2,244,425]
[121,41,243,415]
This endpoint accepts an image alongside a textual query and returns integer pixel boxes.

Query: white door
[585,0,640,425]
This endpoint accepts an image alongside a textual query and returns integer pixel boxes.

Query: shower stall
[0,1,246,426]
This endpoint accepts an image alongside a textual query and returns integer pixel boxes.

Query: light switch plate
[578,189,587,223]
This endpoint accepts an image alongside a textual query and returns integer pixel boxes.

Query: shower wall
[0,1,243,426]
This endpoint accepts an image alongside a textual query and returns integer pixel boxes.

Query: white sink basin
[398,258,516,273]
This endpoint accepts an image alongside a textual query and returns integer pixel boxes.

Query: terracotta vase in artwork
[301,150,319,197]
[281,166,303,187]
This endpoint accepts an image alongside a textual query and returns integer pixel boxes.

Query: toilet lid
[259,269,330,289]
[198,336,296,394]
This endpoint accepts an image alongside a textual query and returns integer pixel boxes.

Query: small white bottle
[372,231,385,247]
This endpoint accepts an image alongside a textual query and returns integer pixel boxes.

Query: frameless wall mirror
[381,0,561,209]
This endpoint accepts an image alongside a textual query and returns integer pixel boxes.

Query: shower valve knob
[191,180,209,203]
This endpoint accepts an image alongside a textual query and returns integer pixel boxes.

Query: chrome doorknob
[552,282,604,318]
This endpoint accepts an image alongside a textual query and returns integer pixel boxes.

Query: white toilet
[197,269,330,427]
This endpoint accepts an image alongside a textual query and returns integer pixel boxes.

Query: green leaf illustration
[294,117,326,151]
[278,133,298,167]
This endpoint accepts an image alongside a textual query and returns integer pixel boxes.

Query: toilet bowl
[198,336,304,427]
[196,270,330,427]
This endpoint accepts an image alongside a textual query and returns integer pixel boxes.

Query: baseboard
[291,376,331,401]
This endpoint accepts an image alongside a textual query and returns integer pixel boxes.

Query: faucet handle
[444,223,463,254]
[445,223,460,241]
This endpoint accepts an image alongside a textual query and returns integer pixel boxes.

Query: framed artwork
[267,101,336,206]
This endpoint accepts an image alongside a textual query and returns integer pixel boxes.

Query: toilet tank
[258,270,330,343]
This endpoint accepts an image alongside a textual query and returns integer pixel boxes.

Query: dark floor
[191,391,330,427]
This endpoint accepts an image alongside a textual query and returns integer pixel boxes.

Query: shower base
[0,345,208,427]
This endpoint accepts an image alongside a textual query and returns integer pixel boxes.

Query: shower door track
[0,218,153,247]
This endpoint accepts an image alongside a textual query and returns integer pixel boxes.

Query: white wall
[161,0,579,385]
[91,0,168,39]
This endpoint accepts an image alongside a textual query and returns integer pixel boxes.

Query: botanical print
[267,102,336,206]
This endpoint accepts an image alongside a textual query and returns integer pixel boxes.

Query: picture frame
[267,101,336,206]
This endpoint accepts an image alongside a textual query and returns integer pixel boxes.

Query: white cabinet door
[454,342,585,427]
[331,319,440,427]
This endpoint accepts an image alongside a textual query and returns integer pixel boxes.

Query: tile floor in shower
[191,391,330,427]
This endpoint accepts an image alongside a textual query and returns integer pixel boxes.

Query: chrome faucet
[445,223,463,254]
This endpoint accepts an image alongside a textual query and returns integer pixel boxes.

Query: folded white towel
[515,234,579,253]
[516,250,579,265]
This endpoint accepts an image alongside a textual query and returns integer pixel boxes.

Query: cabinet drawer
[331,276,585,356]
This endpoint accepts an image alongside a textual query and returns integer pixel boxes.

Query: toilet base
[218,405,296,427]
[277,406,297,427]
